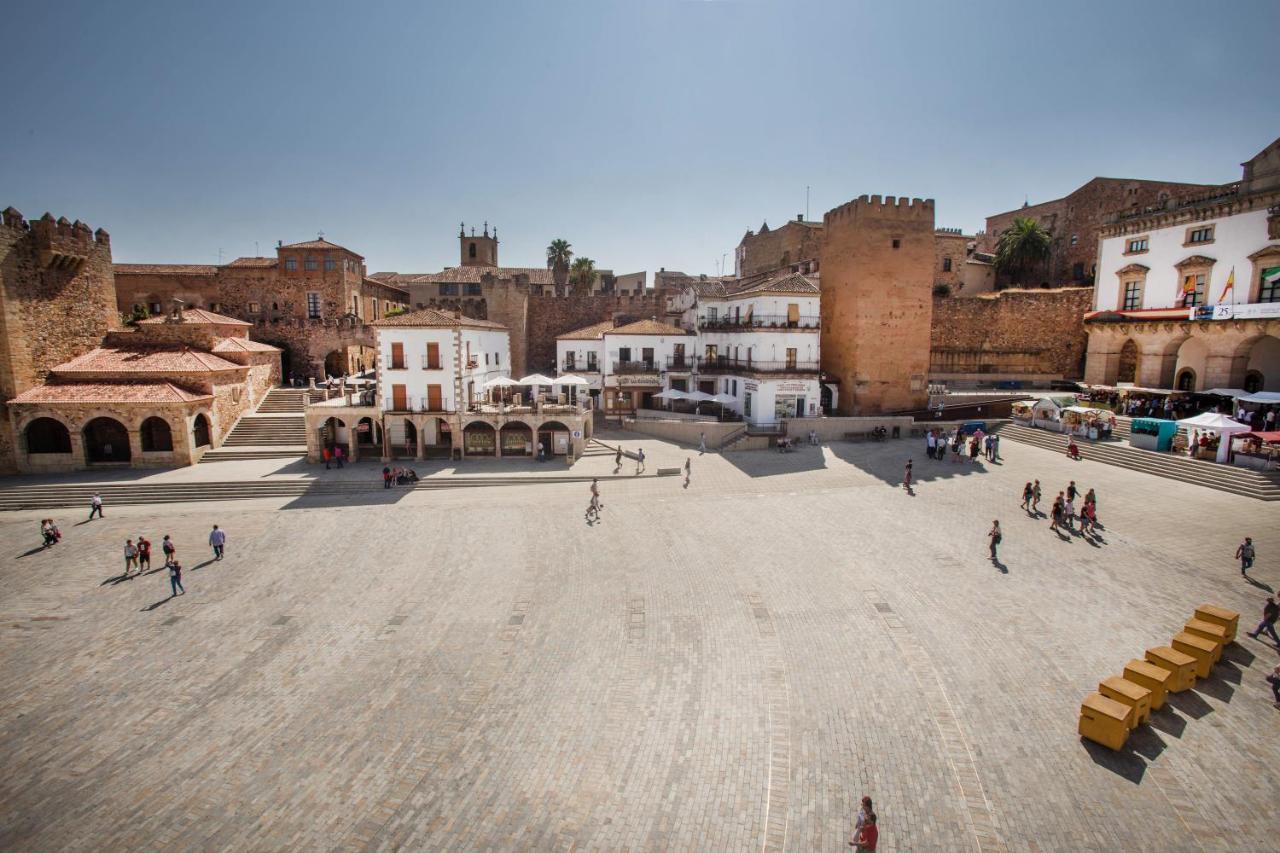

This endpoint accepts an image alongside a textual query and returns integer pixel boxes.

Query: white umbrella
[653,389,688,400]
[710,393,736,405]
[482,376,521,388]
[552,374,590,386]
[685,391,715,402]
[517,373,557,386]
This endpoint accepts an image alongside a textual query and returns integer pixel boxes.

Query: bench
[655,467,681,477]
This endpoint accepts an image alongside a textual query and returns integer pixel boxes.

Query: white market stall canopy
[1240,391,1280,404]
[653,389,688,400]
[1202,388,1250,398]
[552,374,590,386]
[1176,412,1251,463]
[516,374,557,386]
[481,376,520,388]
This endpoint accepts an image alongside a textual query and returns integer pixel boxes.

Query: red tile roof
[9,382,212,405]
[53,347,245,374]
[113,263,218,276]
[605,319,692,336]
[223,256,278,268]
[728,272,819,297]
[556,320,616,341]
[278,238,362,258]
[362,277,409,296]
[371,266,556,286]
[212,337,281,353]
[137,308,252,326]
[370,307,507,330]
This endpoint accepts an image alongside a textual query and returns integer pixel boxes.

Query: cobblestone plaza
[1,436,1277,850]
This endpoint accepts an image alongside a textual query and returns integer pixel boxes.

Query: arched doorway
[1173,338,1207,392]
[192,413,212,448]
[83,417,130,463]
[320,417,349,455]
[422,417,452,458]
[357,416,382,448]
[463,421,497,456]
[25,417,71,454]
[537,420,571,457]
[1117,339,1139,384]
[324,350,346,379]
[140,416,173,452]
[499,422,533,457]
[1244,335,1280,392]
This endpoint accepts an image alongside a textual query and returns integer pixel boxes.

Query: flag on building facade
[1182,274,1197,294]
[1218,267,1235,301]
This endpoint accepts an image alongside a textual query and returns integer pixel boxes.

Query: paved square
[1,435,1278,851]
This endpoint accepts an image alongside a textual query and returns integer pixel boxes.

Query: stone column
[127,427,144,465]
[380,414,391,462]
[1137,344,1173,389]
[414,416,425,461]
[1083,331,1119,386]
[1203,353,1240,390]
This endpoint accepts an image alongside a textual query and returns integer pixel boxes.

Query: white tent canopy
[653,389,688,400]
[685,391,715,402]
[552,374,590,386]
[517,374,557,386]
[1177,412,1251,463]
[1202,388,1249,398]
[482,376,520,388]
[710,393,737,404]
[1240,391,1280,404]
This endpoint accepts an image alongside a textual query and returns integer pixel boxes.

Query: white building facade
[1084,137,1280,393]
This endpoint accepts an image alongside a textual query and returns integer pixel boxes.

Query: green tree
[994,216,1052,287]
[547,238,573,294]
[569,256,597,296]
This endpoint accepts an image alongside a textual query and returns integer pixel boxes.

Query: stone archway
[83,417,131,463]
[1117,339,1139,384]
[356,416,381,447]
[537,420,571,456]
[140,416,174,452]
[463,421,496,456]
[192,413,212,448]
[25,417,72,455]
[324,350,346,379]
[1243,335,1280,392]
[1173,338,1208,392]
[499,422,533,457]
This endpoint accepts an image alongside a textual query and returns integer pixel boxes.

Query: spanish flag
[1182,274,1197,294]
[1218,267,1234,301]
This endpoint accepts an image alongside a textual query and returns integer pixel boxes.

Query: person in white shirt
[209,525,227,561]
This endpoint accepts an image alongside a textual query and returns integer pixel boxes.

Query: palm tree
[569,257,597,296]
[547,238,572,295]
[994,217,1052,287]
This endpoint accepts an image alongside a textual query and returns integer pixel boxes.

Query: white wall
[377,326,511,411]
[602,333,693,372]
[1096,209,1277,311]
[699,329,820,366]
[700,294,820,323]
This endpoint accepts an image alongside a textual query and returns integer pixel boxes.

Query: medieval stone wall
[525,293,667,374]
[738,221,824,277]
[930,287,1093,378]
[820,195,935,414]
[933,231,968,291]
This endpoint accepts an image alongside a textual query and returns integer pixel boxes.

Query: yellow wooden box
[1099,676,1152,727]
[1171,632,1217,678]
[1193,604,1238,642]
[1183,619,1227,661]
[1145,646,1197,692]
[1079,692,1131,751]
[1123,658,1171,711]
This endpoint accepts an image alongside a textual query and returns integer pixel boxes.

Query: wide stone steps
[255,388,313,413]
[997,423,1280,501]
[0,472,672,511]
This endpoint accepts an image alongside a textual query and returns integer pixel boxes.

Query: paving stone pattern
[0,434,1278,851]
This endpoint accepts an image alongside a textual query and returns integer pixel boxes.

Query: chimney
[796,214,803,221]
[277,240,283,248]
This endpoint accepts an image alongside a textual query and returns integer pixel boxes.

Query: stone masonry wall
[929,286,1093,378]
[738,221,823,277]
[525,293,667,374]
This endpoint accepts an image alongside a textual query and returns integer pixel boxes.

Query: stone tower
[820,195,935,414]
[459,221,498,267]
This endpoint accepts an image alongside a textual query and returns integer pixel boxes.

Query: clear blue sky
[3,0,1277,279]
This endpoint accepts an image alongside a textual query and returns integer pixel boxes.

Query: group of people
[924,427,998,463]
[39,518,62,547]
[848,795,879,850]
[1018,478,1099,536]
[381,466,420,488]
[321,445,346,469]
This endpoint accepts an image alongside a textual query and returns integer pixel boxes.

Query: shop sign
[1190,302,1280,321]
[744,380,759,391]
[775,381,810,392]
[618,375,659,386]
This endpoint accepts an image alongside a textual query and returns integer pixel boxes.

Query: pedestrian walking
[699,432,707,454]
[684,456,691,487]
[926,430,936,460]
[1063,496,1076,531]
[851,812,878,851]
[382,466,392,488]
[1247,596,1280,645]
[1067,481,1078,503]
[809,429,818,446]
[137,535,151,571]
[323,446,331,469]
[1268,665,1280,706]
[537,440,546,462]
[1050,494,1064,532]
[635,447,646,474]
[1020,482,1033,512]
[1084,488,1097,522]
[951,434,962,463]
[88,493,104,520]
[969,435,980,463]
[991,433,1000,461]
[161,534,176,565]
[614,445,623,470]
[849,796,873,849]
[334,445,344,468]
[1235,537,1255,575]
[988,520,1002,562]
[1031,480,1042,514]
[124,539,139,575]
[903,458,913,491]
[168,560,185,597]
[984,433,994,461]
[1080,499,1097,535]
[209,525,226,560]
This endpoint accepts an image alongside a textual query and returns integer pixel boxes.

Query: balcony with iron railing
[612,360,661,375]
[697,357,820,375]
[665,355,696,371]
[561,359,600,373]
[698,314,821,331]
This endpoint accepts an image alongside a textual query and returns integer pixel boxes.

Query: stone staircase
[199,388,311,463]
[997,423,1280,501]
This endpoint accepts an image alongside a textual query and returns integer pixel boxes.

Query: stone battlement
[3,207,110,271]
[824,195,935,223]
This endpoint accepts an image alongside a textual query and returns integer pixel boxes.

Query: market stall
[1229,431,1280,470]
[1030,395,1077,431]
[1010,400,1036,424]
[1176,412,1251,463]
[1061,406,1115,440]
[1130,417,1178,453]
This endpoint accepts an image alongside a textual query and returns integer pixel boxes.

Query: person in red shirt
[136,535,152,572]
[852,812,878,851]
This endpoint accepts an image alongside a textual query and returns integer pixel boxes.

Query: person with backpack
[161,535,176,566]
[1020,482,1033,513]
[168,560,185,597]
[1236,537,1256,575]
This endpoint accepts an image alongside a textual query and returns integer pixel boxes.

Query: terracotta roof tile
[363,277,409,296]
[370,307,507,330]
[53,347,245,374]
[113,263,218,276]
[211,337,281,353]
[9,382,212,404]
[605,319,692,336]
[223,256,277,268]
[137,308,252,326]
[727,272,819,297]
[556,320,616,341]
[371,266,555,286]
[278,238,362,257]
